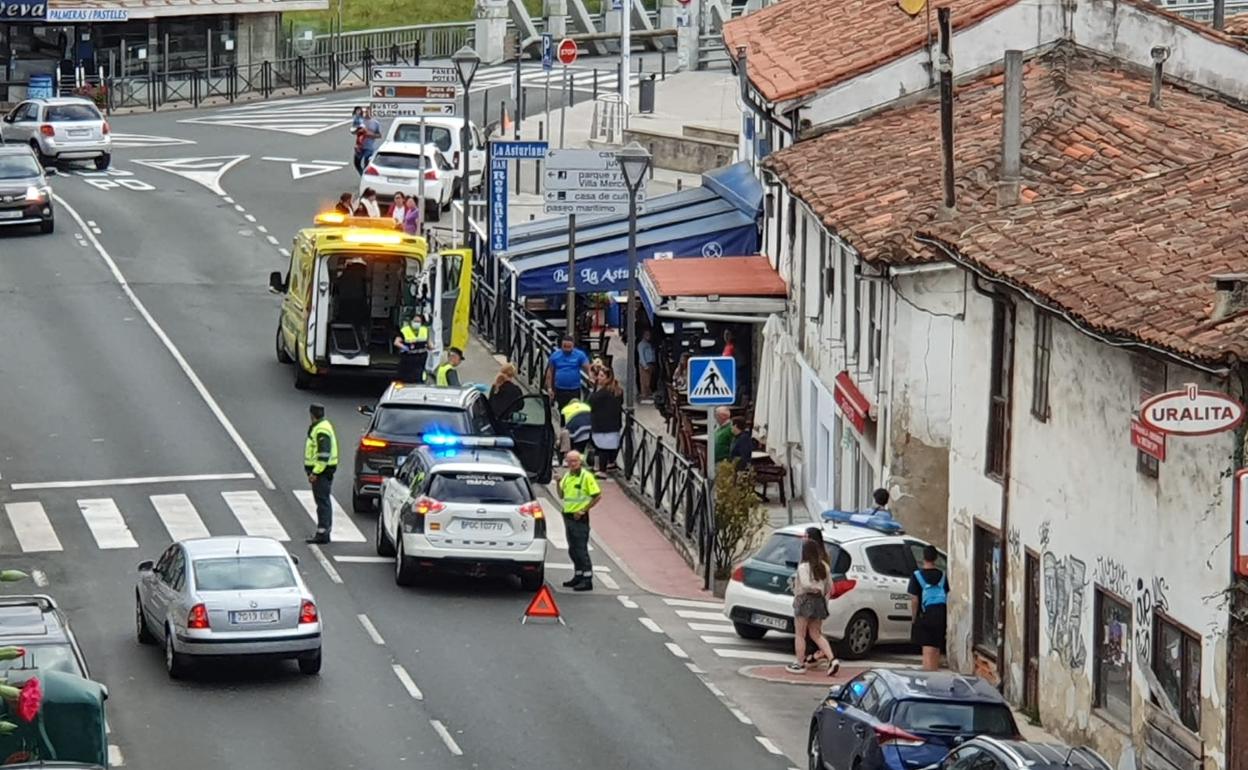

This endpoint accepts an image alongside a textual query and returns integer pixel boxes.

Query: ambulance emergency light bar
[820,509,905,535]
[313,212,402,229]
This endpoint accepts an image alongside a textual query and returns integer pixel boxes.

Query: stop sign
[557,38,578,66]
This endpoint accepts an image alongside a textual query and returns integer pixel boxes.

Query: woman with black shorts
[907,544,949,671]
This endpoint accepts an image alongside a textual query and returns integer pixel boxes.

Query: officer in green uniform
[434,347,464,387]
[304,403,339,544]
[557,450,601,591]
[393,313,430,383]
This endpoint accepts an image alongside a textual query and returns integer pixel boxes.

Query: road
[0,89,796,770]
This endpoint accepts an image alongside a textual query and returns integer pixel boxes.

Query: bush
[73,84,108,110]
[711,461,769,581]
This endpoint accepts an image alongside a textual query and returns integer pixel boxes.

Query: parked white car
[360,141,454,216]
[723,519,947,658]
[382,117,485,194]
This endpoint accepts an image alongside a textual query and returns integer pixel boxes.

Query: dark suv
[0,596,91,679]
[352,383,554,512]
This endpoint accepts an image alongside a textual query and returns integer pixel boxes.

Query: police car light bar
[820,509,905,535]
[420,433,516,450]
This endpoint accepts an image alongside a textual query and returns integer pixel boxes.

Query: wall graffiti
[1134,576,1170,667]
[1007,526,1021,559]
[1043,551,1088,670]
[1094,556,1131,598]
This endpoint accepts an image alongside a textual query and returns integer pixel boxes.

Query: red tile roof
[1226,13,1248,35]
[762,49,1248,265]
[643,256,787,297]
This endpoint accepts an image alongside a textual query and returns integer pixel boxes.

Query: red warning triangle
[524,584,561,619]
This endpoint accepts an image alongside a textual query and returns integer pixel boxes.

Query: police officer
[304,403,338,544]
[393,313,429,383]
[560,398,593,456]
[557,450,601,591]
[434,347,464,387]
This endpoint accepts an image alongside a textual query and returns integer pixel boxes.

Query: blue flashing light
[419,433,517,450]
[820,509,905,535]
[423,432,460,447]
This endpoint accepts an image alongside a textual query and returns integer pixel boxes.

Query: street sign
[541,33,554,72]
[557,38,578,66]
[370,84,458,100]
[369,66,460,119]
[542,148,646,217]
[687,356,736,407]
[370,66,458,84]
[493,140,549,159]
[490,153,508,253]
[370,102,456,118]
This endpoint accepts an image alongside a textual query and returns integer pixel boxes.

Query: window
[839,244,849,343]
[972,524,1001,652]
[842,672,876,707]
[1094,589,1132,725]
[865,544,911,578]
[193,557,296,591]
[867,282,879,373]
[1031,310,1053,422]
[1134,356,1166,479]
[752,533,851,574]
[393,123,453,151]
[374,406,474,437]
[905,540,949,573]
[1154,616,1201,731]
[892,700,1017,736]
[852,269,862,359]
[985,299,1015,479]
[428,472,531,504]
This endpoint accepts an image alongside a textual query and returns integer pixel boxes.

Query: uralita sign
[1139,383,1245,436]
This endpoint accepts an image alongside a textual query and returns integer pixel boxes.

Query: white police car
[723,513,947,658]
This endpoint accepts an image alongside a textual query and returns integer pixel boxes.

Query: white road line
[109,744,125,766]
[257,225,267,233]
[333,555,392,563]
[78,499,139,549]
[221,196,234,203]
[262,156,298,162]
[31,570,48,587]
[688,622,734,633]
[266,235,280,245]
[675,609,726,621]
[311,160,348,165]
[700,635,749,645]
[730,707,753,725]
[756,736,784,756]
[663,598,723,609]
[391,663,423,700]
[233,204,245,213]
[617,595,638,609]
[5,503,63,553]
[307,543,343,584]
[11,472,255,491]
[87,220,96,227]
[279,247,291,257]
[221,490,288,541]
[665,642,689,659]
[430,720,463,756]
[51,194,276,490]
[597,571,620,590]
[703,681,725,698]
[714,648,793,663]
[151,494,211,541]
[638,617,663,634]
[685,662,705,674]
[244,214,256,222]
[356,613,385,645]
[292,490,366,542]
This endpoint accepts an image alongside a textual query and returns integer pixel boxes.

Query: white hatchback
[723,520,947,658]
[360,141,454,215]
[383,117,485,194]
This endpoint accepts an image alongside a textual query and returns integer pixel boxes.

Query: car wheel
[352,490,373,514]
[375,511,396,557]
[808,722,823,770]
[394,535,419,586]
[275,325,292,364]
[294,365,313,390]
[298,648,322,675]
[519,566,544,592]
[94,153,111,171]
[39,217,53,234]
[733,621,768,640]
[30,141,51,167]
[135,594,155,645]
[165,627,188,679]
[839,611,878,659]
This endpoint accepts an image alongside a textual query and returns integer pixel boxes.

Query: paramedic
[393,314,429,383]
[434,347,464,387]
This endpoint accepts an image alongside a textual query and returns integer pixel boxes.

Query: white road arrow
[131,155,248,196]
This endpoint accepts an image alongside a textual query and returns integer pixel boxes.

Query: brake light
[360,436,388,449]
[731,565,745,582]
[299,600,318,624]
[364,165,379,176]
[519,501,545,519]
[830,578,857,599]
[102,121,110,135]
[414,497,445,515]
[424,170,438,180]
[187,603,210,629]
[39,124,54,137]
[874,724,924,746]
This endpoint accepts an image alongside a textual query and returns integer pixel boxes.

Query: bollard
[649,144,655,179]
[569,73,576,107]
[676,178,682,192]
[661,52,666,81]
[592,69,598,101]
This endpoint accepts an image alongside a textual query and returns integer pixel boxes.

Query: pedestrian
[561,398,593,456]
[712,406,733,465]
[303,403,338,544]
[389,192,408,227]
[355,187,381,218]
[334,192,354,215]
[434,346,464,387]
[546,335,591,416]
[358,106,382,171]
[588,368,624,475]
[673,352,692,393]
[801,526,835,665]
[729,416,754,471]
[722,329,736,357]
[489,362,523,416]
[637,328,657,404]
[788,538,841,675]
[869,487,893,516]
[350,106,366,173]
[393,312,429,383]
[402,192,423,236]
[557,450,602,591]
[908,545,949,671]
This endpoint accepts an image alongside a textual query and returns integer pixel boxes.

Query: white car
[1,97,111,169]
[383,117,485,194]
[723,519,947,658]
[375,437,547,589]
[360,141,454,216]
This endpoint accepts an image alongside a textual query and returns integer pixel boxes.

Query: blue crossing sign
[541,33,554,72]
[687,356,736,406]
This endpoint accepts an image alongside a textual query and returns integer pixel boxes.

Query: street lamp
[452,46,481,247]
[615,141,651,414]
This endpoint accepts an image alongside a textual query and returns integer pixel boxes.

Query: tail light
[359,435,388,450]
[187,603,210,629]
[731,565,745,582]
[424,170,438,180]
[39,125,54,137]
[874,724,924,747]
[364,165,379,176]
[299,600,318,624]
[829,578,857,599]
[519,501,544,519]
[414,497,445,515]
[102,121,110,135]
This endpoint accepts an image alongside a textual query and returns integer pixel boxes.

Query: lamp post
[452,46,481,248]
[615,141,651,414]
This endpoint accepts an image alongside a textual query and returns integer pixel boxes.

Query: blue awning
[500,162,763,296]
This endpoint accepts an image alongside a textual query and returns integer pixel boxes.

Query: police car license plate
[750,613,788,631]
[230,610,279,624]
[455,519,509,534]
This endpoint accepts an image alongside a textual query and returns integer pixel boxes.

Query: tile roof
[918,148,1248,366]
[643,256,788,297]
[762,48,1248,266]
[1226,12,1248,35]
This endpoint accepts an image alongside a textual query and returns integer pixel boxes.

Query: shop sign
[0,1,47,20]
[1129,418,1166,462]
[834,371,870,434]
[1139,383,1245,436]
[47,7,128,20]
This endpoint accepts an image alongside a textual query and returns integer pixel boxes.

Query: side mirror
[268,271,285,295]
[826,684,844,700]
[357,404,375,417]
[2,115,12,123]
[290,555,300,565]
[137,560,154,572]
[44,166,58,177]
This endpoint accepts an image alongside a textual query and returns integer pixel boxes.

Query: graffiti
[1134,576,1170,667]
[1007,526,1021,559]
[1038,520,1051,551]
[1094,556,1131,598]
[1043,551,1088,670]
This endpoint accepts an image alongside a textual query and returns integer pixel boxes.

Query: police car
[374,436,547,589]
[723,513,947,658]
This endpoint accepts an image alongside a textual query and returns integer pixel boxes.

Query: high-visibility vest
[400,323,429,346]
[560,469,600,514]
[435,362,455,386]
[304,419,339,474]
[560,400,592,422]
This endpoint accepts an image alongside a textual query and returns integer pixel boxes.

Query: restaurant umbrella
[752,314,802,523]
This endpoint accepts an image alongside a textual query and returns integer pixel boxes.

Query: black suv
[352,383,554,512]
[0,596,91,679]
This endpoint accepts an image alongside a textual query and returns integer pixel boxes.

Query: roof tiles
[644,256,788,297]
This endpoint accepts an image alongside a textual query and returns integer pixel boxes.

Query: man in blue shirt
[546,335,591,416]
[358,107,382,172]
[637,328,657,404]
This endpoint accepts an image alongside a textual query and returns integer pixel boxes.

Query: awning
[640,255,788,319]
[500,162,763,296]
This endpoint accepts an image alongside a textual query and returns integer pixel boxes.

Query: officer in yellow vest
[304,403,339,544]
[393,313,429,383]
[434,347,464,387]
[560,399,593,455]
[557,450,601,591]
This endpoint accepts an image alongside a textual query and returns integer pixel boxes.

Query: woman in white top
[788,538,841,674]
[389,192,408,226]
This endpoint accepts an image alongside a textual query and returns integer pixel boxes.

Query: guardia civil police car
[723,513,947,658]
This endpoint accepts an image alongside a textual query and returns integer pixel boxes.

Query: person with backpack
[907,545,949,671]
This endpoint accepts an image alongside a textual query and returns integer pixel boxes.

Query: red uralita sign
[1139,383,1245,437]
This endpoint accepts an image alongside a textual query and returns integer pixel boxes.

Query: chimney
[997,50,1023,207]
[1212,274,1248,322]
[1149,46,1169,108]
[937,7,956,214]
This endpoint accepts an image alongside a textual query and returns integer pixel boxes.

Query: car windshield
[893,700,1017,736]
[428,472,531,504]
[0,155,40,180]
[46,104,100,122]
[194,556,296,591]
[373,152,431,171]
[375,406,472,438]
[752,533,851,574]
[0,643,82,677]
[392,124,452,151]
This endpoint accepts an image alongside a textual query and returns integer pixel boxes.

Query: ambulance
[268,213,474,389]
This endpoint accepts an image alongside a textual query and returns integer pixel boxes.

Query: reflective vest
[559,469,600,515]
[400,323,429,348]
[560,400,592,423]
[913,570,948,610]
[435,362,455,386]
[304,419,339,474]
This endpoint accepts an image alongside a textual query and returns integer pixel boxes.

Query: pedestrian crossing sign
[687,356,736,406]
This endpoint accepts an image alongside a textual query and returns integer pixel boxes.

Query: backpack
[914,570,948,610]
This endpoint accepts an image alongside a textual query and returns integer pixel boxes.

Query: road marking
[700,635,748,645]
[674,609,725,621]
[685,662,705,674]
[638,617,663,634]
[730,707,754,725]
[756,737,784,756]
[257,225,268,233]
[279,247,291,257]
[306,544,342,584]
[78,499,139,549]
[290,161,349,180]
[109,744,125,766]
[356,613,385,645]
[262,156,298,162]
[234,204,246,213]
[617,595,638,609]
[713,648,793,663]
[703,681,725,698]
[221,491,288,541]
[292,490,366,542]
[430,720,463,756]
[222,196,234,204]
[333,555,392,563]
[31,570,48,587]
[109,132,196,148]
[391,663,423,700]
[4,503,63,552]
[597,571,619,590]
[151,494,211,541]
[266,235,280,245]
[664,642,689,659]
[244,214,256,222]
[541,503,568,549]
[131,156,249,197]
[11,472,255,491]
[52,194,275,489]
[544,563,612,572]
[662,598,723,609]
[688,622,734,633]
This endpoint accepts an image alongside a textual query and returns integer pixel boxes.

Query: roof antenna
[236,539,242,556]
[1062,746,1078,766]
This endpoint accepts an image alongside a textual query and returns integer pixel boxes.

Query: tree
[711,461,769,581]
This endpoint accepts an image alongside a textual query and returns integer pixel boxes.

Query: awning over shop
[640,255,787,319]
[500,162,763,296]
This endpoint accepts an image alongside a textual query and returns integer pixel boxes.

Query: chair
[752,456,787,504]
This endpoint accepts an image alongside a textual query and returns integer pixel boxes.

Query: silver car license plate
[230,609,279,624]
[750,613,788,630]
[69,129,90,137]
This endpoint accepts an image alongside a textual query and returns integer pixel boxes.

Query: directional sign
[370,66,459,84]
[557,38,578,66]
[370,66,460,120]
[370,84,458,100]
[687,356,736,407]
[493,141,549,159]
[541,33,554,72]
[543,148,646,217]
[370,102,456,118]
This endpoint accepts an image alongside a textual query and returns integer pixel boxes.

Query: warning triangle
[132,155,248,196]
[691,360,731,399]
[523,584,561,620]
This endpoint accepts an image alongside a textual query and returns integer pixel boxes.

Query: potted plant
[710,461,769,596]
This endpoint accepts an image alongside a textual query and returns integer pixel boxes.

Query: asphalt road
[0,90,796,770]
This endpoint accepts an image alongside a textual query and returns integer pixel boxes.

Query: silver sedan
[135,536,323,678]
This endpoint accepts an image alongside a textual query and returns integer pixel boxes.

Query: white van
[383,117,485,196]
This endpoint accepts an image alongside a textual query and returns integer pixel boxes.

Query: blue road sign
[687,356,736,407]
[493,140,549,159]
[541,34,554,72]
[489,147,509,253]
